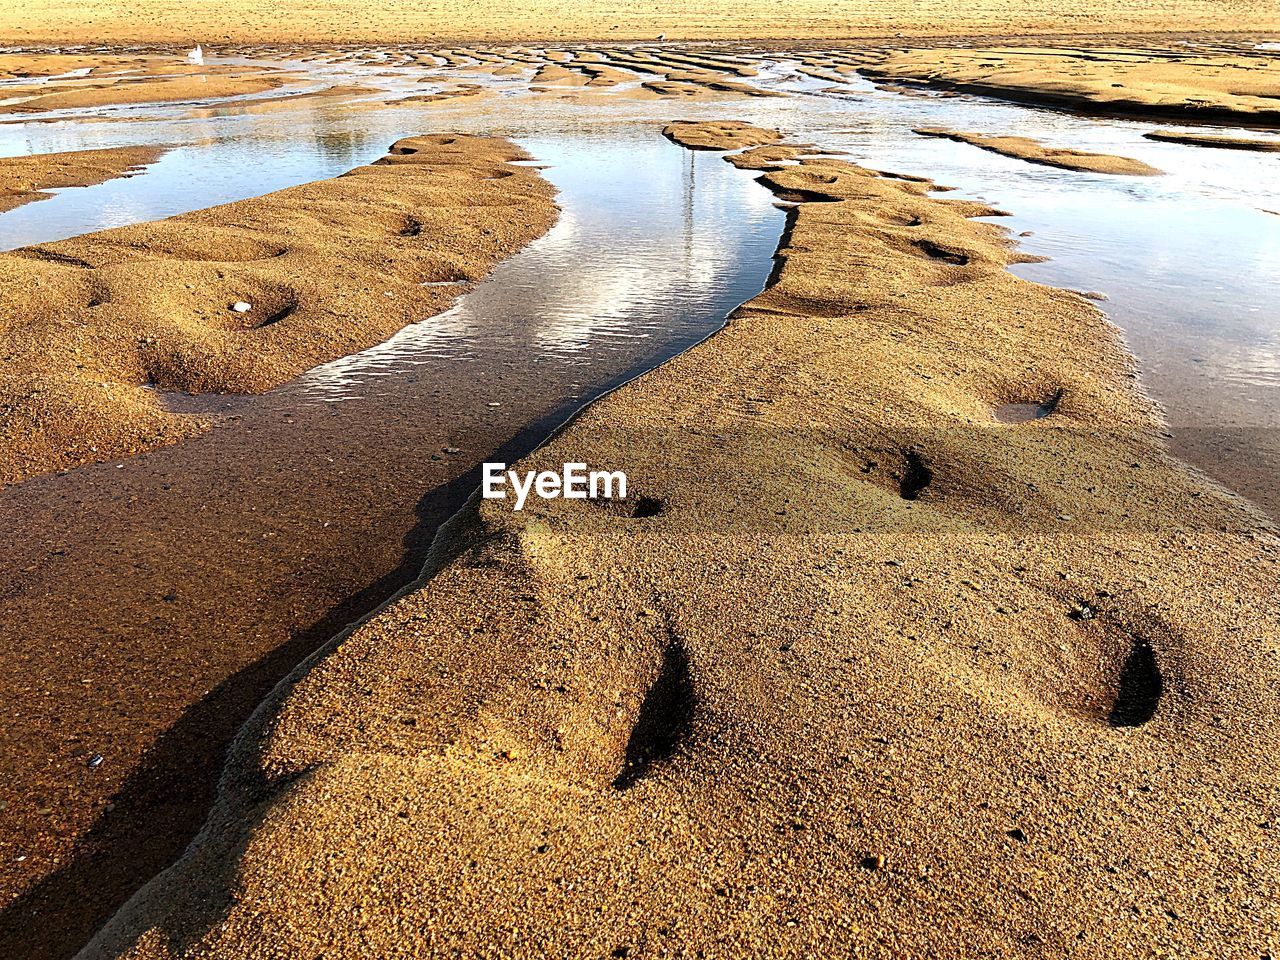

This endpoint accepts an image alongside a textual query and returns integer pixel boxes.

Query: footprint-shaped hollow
[613,640,696,790]
[898,449,932,501]
[994,387,1064,424]
[1108,640,1163,728]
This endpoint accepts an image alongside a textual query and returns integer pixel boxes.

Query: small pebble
[231,301,253,313]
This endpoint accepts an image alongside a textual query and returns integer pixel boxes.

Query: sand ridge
[663,118,784,149]
[9,43,1279,120]
[0,133,557,484]
[79,122,1280,958]
[859,45,1280,124]
[0,145,169,213]
[1144,128,1280,150]
[0,70,292,114]
[914,127,1162,174]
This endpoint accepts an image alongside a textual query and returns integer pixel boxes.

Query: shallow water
[2,53,1278,519]
[0,119,785,960]
[0,50,1278,527]
[300,129,783,398]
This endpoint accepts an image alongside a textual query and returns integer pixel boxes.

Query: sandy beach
[3,0,1280,43]
[858,45,1280,124]
[0,16,1278,960]
[79,120,1280,959]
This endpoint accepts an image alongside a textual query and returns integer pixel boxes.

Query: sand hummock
[663,119,783,149]
[78,121,1280,959]
[914,127,1162,174]
[0,146,169,213]
[0,134,557,484]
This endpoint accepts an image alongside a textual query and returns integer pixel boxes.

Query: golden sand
[914,127,1162,175]
[0,134,557,484]
[663,119,783,149]
[80,122,1280,958]
[3,0,1280,43]
[0,146,168,214]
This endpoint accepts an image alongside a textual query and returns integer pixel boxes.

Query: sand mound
[0,72,291,114]
[663,118,783,149]
[0,145,168,213]
[0,134,557,484]
[915,127,1162,175]
[79,121,1280,959]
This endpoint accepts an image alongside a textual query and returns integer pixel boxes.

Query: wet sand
[0,72,291,115]
[0,133,557,959]
[0,36,1277,960]
[0,133,555,483]
[663,118,783,149]
[80,122,1280,958]
[0,146,168,213]
[0,128,784,959]
[914,127,1162,174]
[1144,128,1280,151]
[860,45,1280,124]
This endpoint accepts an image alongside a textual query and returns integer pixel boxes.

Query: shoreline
[80,122,1280,957]
[0,147,169,213]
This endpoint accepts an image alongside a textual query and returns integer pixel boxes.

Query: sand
[914,127,1162,174]
[663,118,783,149]
[4,0,1280,42]
[0,53,202,79]
[180,82,383,115]
[0,72,292,114]
[0,134,557,484]
[861,46,1280,124]
[0,146,168,213]
[1145,128,1280,151]
[78,121,1280,959]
